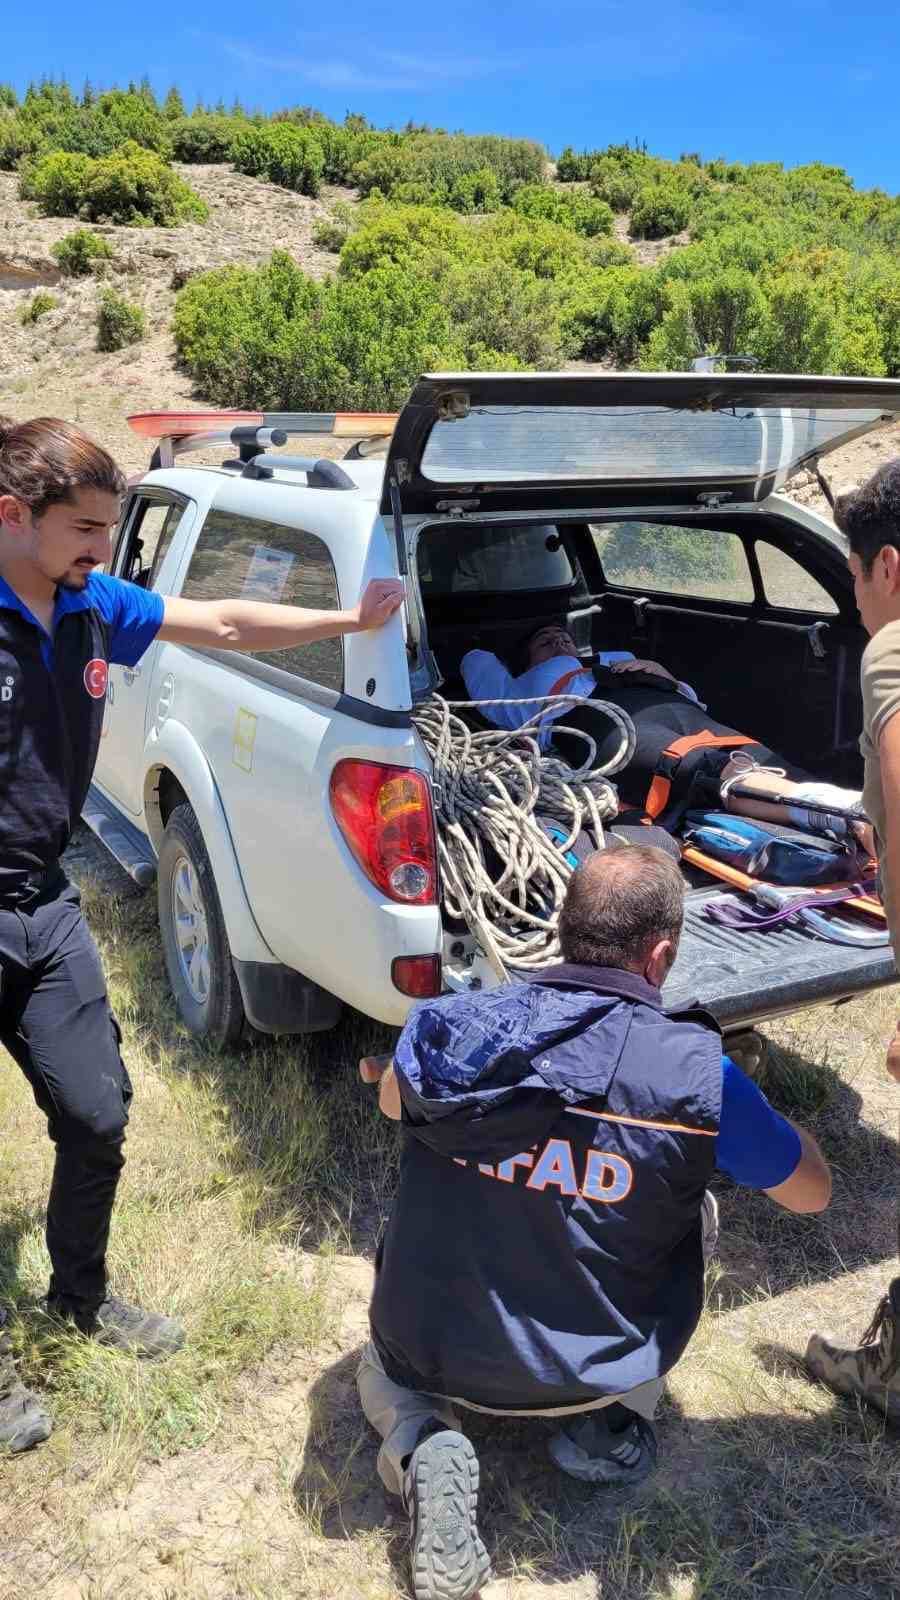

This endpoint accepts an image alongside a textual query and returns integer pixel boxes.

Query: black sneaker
[548,1408,658,1485]
[403,1429,491,1600]
[0,1310,52,1454]
[43,1293,184,1359]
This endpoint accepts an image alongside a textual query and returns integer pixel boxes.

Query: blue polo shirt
[0,572,164,892]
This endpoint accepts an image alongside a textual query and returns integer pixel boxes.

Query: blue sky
[5,0,899,191]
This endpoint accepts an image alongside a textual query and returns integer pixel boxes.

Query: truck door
[98,488,195,814]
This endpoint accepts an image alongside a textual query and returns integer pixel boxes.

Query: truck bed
[663,882,897,1029]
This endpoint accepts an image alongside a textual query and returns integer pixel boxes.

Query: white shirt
[460,650,700,750]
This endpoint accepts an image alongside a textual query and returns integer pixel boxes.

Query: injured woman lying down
[461,622,869,844]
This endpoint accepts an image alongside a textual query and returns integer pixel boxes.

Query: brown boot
[806,1277,900,1427]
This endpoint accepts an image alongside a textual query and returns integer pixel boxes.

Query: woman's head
[0,417,126,590]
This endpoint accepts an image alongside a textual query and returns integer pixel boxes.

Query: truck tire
[158,802,245,1049]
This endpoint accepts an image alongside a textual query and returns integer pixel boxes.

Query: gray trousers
[359,1192,719,1496]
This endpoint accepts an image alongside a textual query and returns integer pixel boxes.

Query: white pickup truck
[86,371,900,1048]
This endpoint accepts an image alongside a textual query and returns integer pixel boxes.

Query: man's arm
[611,658,702,705]
[157,578,403,652]
[460,650,524,731]
[762,1119,832,1214]
[716,1058,831,1214]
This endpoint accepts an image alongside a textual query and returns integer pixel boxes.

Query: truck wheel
[158,803,245,1049]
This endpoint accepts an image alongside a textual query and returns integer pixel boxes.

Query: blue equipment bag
[682,811,860,886]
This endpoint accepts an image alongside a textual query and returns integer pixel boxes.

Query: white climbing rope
[412,693,637,979]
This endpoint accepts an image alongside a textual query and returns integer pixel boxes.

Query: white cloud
[220,40,512,91]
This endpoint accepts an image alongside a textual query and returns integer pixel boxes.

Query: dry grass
[1,840,899,1600]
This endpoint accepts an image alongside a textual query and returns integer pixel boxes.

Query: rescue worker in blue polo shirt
[0,416,403,1454]
[358,845,832,1600]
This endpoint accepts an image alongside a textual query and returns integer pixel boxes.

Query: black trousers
[0,872,131,1315]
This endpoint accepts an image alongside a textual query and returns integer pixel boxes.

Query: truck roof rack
[127,410,398,471]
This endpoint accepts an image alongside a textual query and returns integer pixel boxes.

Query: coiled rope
[411,693,637,978]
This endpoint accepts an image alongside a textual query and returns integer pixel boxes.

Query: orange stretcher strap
[681,844,886,922]
[547,667,589,699]
[645,732,758,821]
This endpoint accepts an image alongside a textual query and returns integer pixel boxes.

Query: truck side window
[755,541,839,615]
[418,522,575,596]
[120,496,186,589]
[591,522,754,603]
[181,508,343,691]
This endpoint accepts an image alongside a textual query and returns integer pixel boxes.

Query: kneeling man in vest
[358,845,831,1600]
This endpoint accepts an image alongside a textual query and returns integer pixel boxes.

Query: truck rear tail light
[329,760,438,906]
[392,955,442,998]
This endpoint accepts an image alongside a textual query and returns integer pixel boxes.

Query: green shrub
[3,84,172,169]
[96,287,146,349]
[448,165,503,213]
[314,120,380,184]
[20,291,59,324]
[478,213,587,280]
[353,131,545,207]
[312,201,356,251]
[590,156,640,213]
[25,141,208,225]
[440,258,570,367]
[640,270,767,369]
[513,183,614,237]
[51,226,115,275]
[754,272,843,373]
[630,183,693,239]
[174,250,460,410]
[169,114,242,163]
[338,204,463,275]
[163,87,186,120]
[231,122,324,196]
[587,234,635,268]
[90,88,171,156]
[560,267,644,361]
[556,146,595,182]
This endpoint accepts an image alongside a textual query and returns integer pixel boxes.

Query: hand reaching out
[354,580,404,632]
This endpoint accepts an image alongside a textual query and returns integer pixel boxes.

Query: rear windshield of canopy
[419,404,885,484]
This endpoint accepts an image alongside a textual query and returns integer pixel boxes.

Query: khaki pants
[359,1192,719,1497]
[358,1343,664,1497]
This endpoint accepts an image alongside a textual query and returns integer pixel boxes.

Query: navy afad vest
[0,603,112,890]
[371,968,722,1411]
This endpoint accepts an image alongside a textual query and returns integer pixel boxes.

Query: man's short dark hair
[834,460,900,575]
[558,845,684,970]
[507,617,569,676]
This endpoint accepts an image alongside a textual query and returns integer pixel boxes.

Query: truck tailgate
[662,884,897,1028]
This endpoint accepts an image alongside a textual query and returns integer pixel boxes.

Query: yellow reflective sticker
[233,708,257,773]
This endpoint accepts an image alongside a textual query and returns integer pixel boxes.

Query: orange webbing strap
[547,667,591,699]
[645,733,758,820]
[537,665,593,735]
[681,844,886,922]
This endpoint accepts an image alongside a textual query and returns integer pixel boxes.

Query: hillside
[2,82,900,499]
[0,162,344,473]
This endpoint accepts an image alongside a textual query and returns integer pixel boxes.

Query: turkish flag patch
[84,658,109,699]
